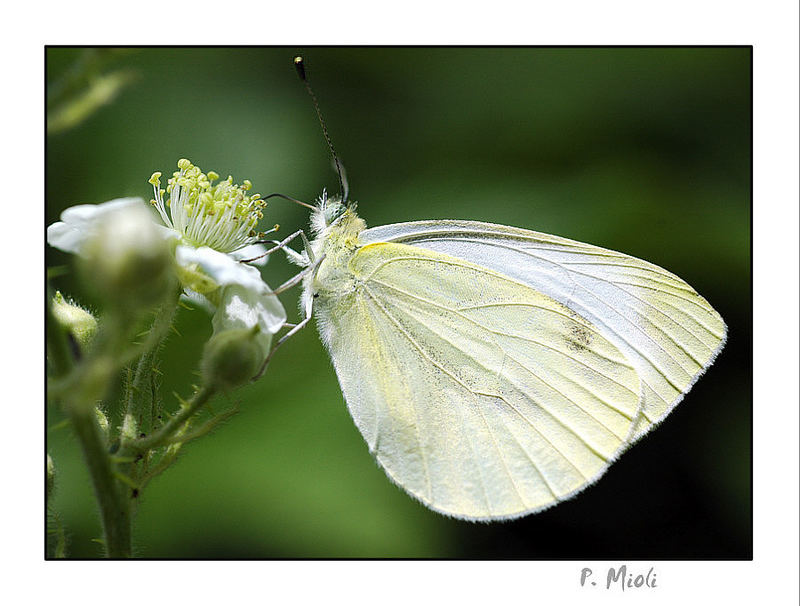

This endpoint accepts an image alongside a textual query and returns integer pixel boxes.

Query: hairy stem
[123,386,216,454]
[124,297,180,422]
[68,405,131,557]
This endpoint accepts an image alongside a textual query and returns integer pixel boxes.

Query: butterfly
[268,56,727,521]
[280,192,727,521]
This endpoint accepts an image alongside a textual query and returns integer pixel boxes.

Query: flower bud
[200,326,270,391]
[51,291,98,351]
[78,201,175,310]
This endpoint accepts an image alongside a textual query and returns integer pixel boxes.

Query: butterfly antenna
[262,192,316,211]
[294,56,349,204]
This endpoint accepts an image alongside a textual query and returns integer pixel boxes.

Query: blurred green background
[46,47,751,559]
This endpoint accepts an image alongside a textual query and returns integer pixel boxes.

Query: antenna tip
[294,56,306,81]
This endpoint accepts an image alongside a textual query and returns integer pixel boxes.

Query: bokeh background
[46,47,751,559]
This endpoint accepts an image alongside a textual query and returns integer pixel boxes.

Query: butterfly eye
[324,200,346,225]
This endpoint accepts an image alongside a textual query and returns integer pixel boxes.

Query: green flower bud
[201,326,270,391]
[79,201,175,311]
[51,291,98,351]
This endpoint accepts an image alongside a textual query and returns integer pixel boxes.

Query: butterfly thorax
[307,207,367,298]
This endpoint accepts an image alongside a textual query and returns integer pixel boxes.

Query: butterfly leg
[247,229,323,379]
[251,283,316,381]
[239,229,307,264]
[269,253,325,295]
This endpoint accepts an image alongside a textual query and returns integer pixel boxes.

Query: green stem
[137,444,182,493]
[118,294,181,517]
[124,297,180,421]
[48,289,178,558]
[68,405,131,557]
[147,403,239,450]
[124,386,216,454]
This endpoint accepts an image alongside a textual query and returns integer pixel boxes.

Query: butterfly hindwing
[314,241,641,520]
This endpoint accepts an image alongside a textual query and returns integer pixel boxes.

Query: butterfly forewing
[360,221,727,441]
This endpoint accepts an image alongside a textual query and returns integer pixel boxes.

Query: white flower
[46,197,145,255]
[47,160,286,353]
[48,198,176,309]
[175,245,285,338]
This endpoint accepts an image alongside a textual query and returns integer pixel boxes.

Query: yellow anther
[150,158,266,253]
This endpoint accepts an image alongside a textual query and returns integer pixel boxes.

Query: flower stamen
[150,159,267,254]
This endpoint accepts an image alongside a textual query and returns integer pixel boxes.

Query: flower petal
[47,221,87,254]
[212,284,287,337]
[175,244,286,338]
[47,197,150,254]
[175,245,267,293]
[60,197,146,227]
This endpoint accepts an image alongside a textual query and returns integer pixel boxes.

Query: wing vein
[365,283,612,479]
[361,288,479,510]
[557,260,693,288]
[368,277,639,406]
[368,242,695,385]
[614,282,725,339]
[455,238,696,384]
[364,284,548,511]
[365,248,710,381]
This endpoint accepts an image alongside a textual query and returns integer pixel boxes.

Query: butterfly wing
[360,221,727,442]
[315,241,641,520]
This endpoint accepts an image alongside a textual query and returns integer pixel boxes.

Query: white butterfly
[275,192,726,521]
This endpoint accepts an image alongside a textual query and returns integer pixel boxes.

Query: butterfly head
[308,189,366,264]
[310,190,359,234]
